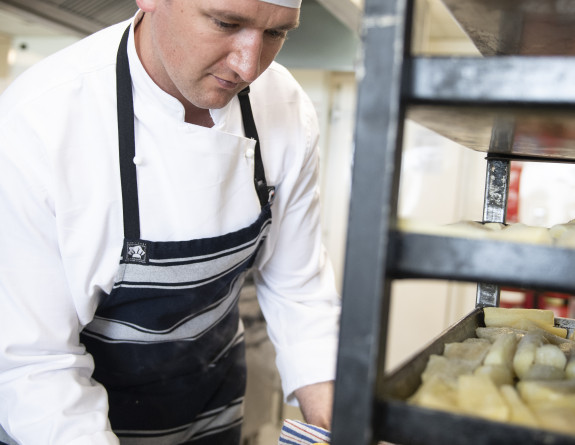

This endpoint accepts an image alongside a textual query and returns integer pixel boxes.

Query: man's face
[137,0,300,111]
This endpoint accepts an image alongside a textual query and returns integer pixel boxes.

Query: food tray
[376,308,575,445]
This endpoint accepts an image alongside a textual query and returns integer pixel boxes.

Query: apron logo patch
[125,241,149,264]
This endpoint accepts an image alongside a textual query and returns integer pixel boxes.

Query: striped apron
[80,27,274,444]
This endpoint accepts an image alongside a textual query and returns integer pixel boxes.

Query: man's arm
[294,381,334,430]
[249,65,340,433]
[0,117,118,444]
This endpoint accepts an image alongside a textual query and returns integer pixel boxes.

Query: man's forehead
[259,0,301,7]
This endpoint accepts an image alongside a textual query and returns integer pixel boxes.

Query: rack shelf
[375,399,575,445]
[441,0,575,56]
[389,231,575,294]
[407,0,575,158]
[407,57,575,159]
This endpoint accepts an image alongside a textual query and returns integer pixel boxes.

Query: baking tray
[376,308,575,445]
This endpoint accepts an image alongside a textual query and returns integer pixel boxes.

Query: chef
[0,0,341,444]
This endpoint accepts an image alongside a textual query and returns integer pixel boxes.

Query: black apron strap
[238,87,272,209]
[116,25,141,240]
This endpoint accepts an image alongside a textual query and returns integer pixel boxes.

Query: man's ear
[136,0,157,13]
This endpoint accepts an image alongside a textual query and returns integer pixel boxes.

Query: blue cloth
[278,419,331,444]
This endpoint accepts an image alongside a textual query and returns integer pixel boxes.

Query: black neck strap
[116,26,269,240]
[238,87,271,208]
[117,26,140,240]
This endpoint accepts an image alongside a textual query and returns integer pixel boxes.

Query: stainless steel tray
[376,308,575,445]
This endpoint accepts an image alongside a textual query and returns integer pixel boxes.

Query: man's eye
[213,19,237,30]
[266,29,288,40]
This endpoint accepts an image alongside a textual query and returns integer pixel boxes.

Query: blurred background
[1,0,574,443]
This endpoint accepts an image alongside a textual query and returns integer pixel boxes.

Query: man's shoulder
[252,61,306,100]
[249,61,315,123]
[247,61,319,152]
[261,61,296,81]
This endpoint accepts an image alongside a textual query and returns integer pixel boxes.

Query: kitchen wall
[0,34,77,89]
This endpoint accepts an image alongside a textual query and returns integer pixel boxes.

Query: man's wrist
[293,381,334,430]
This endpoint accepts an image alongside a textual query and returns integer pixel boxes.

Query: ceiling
[0,0,138,37]
[0,0,360,37]
[0,0,472,50]
[0,0,465,35]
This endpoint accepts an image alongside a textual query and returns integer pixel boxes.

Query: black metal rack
[330,1,575,444]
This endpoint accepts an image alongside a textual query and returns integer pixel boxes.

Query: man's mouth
[213,75,240,90]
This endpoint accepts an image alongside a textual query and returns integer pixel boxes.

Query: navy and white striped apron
[80,26,274,445]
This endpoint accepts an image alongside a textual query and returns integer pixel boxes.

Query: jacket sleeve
[0,116,119,444]
[252,78,341,404]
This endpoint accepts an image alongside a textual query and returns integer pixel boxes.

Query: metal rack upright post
[331,1,413,443]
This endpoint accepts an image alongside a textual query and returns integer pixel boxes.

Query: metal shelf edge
[407,57,575,105]
[388,230,575,294]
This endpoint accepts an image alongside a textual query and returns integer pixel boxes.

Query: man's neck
[185,107,214,127]
[134,13,214,128]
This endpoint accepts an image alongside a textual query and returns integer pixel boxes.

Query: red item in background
[506,162,523,223]
[501,163,573,314]
[525,291,570,318]
[501,288,570,318]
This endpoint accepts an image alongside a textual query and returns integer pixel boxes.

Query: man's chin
[195,90,241,110]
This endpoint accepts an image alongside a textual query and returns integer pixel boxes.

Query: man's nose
[227,31,263,83]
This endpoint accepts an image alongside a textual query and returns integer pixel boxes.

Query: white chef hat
[259,0,301,7]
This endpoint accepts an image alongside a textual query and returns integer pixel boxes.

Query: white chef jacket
[0,14,341,445]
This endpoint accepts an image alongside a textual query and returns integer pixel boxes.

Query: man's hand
[293,381,334,430]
